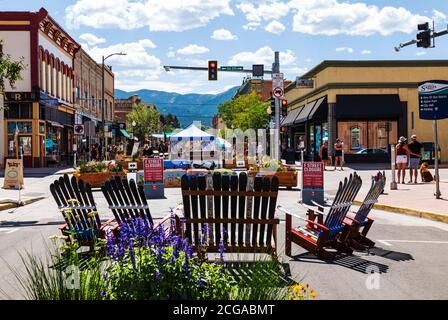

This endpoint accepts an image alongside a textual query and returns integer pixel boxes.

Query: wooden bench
[281,172,362,260]
[177,172,280,255]
[50,174,115,247]
[342,171,386,249]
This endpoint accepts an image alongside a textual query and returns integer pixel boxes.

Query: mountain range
[114,86,239,127]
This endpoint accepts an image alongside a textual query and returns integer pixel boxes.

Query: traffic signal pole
[272,52,281,161]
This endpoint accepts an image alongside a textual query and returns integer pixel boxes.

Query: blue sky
[2,0,448,94]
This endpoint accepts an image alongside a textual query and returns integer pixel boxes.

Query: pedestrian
[319,140,329,170]
[407,134,424,184]
[143,144,153,157]
[334,138,344,170]
[90,144,98,161]
[396,136,410,184]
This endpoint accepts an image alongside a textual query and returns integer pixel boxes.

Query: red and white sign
[273,87,284,99]
[302,162,324,188]
[144,158,164,183]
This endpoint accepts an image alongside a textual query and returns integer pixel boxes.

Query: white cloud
[212,29,238,40]
[289,0,431,36]
[416,51,427,56]
[228,46,296,67]
[243,22,261,31]
[265,20,286,34]
[177,45,210,55]
[336,47,354,53]
[167,51,176,58]
[66,0,234,32]
[86,39,157,67]
[361,49,372,55]
[237,1,290,22]
[433,10,447,28]
[79,33,106,46]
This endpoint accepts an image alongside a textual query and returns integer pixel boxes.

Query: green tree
[160,113,180,132]
[127,103,161,141]
[0,39,26,101]
[217,92,270,131]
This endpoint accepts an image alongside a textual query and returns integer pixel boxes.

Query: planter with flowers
[74,161,126,188]
[248,160,298,189]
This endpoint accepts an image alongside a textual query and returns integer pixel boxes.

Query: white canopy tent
[170,124,215,141]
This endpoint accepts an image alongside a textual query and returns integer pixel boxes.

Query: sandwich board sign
[3,159,24,190]
[143,158,164,199]
[302,162,324,205]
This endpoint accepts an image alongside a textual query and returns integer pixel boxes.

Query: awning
[120,129,131,138]
[47,121,64,128]
[306,96,327,121]
[294,100,317,124]
[335,94,403,120]
[281,107,301,127]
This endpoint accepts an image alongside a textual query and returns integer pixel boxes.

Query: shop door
[19,136,33,167]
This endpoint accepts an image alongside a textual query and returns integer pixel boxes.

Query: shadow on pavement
[0,166,72,178]
[344,163,390,171]
[367,246,414,262]
[0,220,63,228]
[291,252,389,274]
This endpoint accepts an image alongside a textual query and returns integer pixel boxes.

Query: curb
[0,197,46,212]
[354,199,448,223]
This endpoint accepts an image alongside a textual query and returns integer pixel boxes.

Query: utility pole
[272,51,281,161]
[101,55,106,161]
[395,21,447,199]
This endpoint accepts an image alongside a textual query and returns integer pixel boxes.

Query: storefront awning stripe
[120,129,131,138]
[306,96,327,121]
[294,100,318,124]
[281,107,301,126]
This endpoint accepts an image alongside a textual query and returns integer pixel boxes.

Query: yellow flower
[310,290,317,298]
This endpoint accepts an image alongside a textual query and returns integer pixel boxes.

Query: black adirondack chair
[342,171,386,249]
[50,174,115,247]
[177,172,280,255]
[281,172,362,260]
[101,176,180,237]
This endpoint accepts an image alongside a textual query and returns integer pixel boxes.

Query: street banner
[302,162,324,205]
[418,80,448,120]
[3,159,24,190]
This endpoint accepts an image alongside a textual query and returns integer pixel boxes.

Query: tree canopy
[0,40,26,94]
[160,113,180,132]
[217,92,270,131]
[127,103,161,141]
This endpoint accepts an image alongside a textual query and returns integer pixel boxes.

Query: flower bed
[248,161,298,189]
[74,161,125,188]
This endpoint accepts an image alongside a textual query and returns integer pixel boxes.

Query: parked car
[355,148,388,154]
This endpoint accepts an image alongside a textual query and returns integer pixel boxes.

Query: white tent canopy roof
[170,124,215,141]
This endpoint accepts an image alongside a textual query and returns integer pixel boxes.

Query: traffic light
[281,100,288,117]
[208,60,218,81]
[417,22,431,48]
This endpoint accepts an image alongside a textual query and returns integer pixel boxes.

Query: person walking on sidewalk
[319,140,329,170]
[334,138,344,170]
[396,136,410,184]
[407,134,424,184]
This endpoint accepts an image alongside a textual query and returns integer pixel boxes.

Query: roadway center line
[378,240,448,246]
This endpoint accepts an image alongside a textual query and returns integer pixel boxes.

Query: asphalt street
[0,171,447,300]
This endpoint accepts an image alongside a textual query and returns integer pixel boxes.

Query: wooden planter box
[248,170,298,189]
[74,171,126,188]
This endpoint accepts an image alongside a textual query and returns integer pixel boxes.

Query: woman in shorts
[396,136,410,184]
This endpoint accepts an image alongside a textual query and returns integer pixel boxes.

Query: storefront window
[350,126,361,150]
[46,125,62,157]
[19,136,32,156]
[7,135,16,157]
[338,120,398,154]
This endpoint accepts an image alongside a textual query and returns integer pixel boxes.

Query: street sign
[221,66,243,71]
[252,64,264,77]
[273,87,284,99]
[418,80,448,120]
[272,73,284,89]
[143,158,164,199]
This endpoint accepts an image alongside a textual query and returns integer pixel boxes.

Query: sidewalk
[324,167,448,223]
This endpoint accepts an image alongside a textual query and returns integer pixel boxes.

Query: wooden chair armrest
[305,219,330,231]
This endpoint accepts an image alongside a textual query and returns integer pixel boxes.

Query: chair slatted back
[50,174,100,240]
[354,171,385,224]
[180,172,279,251]
[101,176,153,228]
[323,173,362,234]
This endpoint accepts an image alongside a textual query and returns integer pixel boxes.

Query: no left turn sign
[273,87,284,98]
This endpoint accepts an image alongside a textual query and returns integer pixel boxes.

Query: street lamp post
[101,52,126,160]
